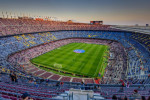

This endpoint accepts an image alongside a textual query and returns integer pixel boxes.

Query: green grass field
[30,43,109,78]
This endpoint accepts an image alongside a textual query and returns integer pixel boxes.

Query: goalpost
[54,63,62,69]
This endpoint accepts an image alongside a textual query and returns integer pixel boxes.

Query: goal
[54,63,62,69]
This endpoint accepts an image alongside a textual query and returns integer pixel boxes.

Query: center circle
[74,49,85,53]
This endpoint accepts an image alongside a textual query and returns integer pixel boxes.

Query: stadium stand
[0,18,150,100]
[0,18,117,36]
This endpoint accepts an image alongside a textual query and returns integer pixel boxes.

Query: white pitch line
[38,71,47,77]
[26,67,35,71]
[58,76,63,81]
[47,74,54,79]
[32,69,41,74]
[70,78,73,82]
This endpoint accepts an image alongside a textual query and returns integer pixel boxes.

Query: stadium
[0,1,150,100]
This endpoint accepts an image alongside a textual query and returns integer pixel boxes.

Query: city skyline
[0,0,150,25]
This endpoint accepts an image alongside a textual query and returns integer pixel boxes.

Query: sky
[0,0,150,25]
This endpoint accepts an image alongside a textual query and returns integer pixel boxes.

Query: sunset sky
[0,0,150,25]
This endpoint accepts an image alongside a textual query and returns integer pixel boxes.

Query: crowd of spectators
[0,18,118,36]
[0,19,150,99]
[0,67,150,100]
[0,30,149,84]
[100,42,127,84]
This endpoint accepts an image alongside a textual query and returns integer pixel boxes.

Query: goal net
[54,63,62,69]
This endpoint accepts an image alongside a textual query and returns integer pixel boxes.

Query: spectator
[40,79,44,83]
[97,85,101,91]
[131,90,141,99]
[34,82,39,88]
[46,79,49,83]
[126,81,130,88]
[118,97,122,100]
[60,81,64,85]
[112,95,117,100]
[56,82,60,89]
[118,87,124,92]
[147,96,150,100]
[60,81,64,89]
[81,81,85,90]
[0,74,2,82]
[21,92,30,100]
[137,86,141,91]
[14,73,18,82]
[84,83,89,90]
[141,96,146,100]
[10,72,15,82]
[124,96,128,100]
[94,85,97,90]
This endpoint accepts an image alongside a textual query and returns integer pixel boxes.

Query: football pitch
[30,43,109,78]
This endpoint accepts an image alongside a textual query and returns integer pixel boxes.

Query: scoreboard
[90,21,103,25]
